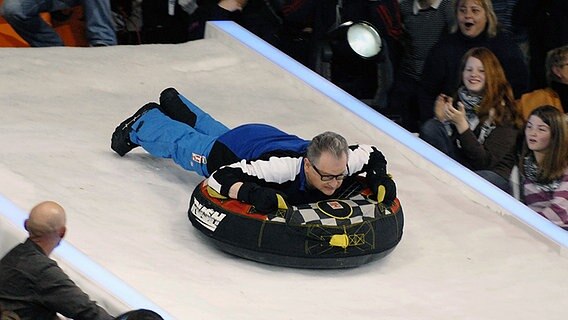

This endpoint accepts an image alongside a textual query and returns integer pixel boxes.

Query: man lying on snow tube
[111,87,402,267]
[189,178,403,268]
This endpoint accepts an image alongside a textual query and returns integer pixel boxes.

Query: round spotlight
[346,22,382,59]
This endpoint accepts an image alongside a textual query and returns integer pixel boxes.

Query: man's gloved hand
[368,147,388,177]
[367,147,396,203]
[237,183,287,214]
[369,174,397,204]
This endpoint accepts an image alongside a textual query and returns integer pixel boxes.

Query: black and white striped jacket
[205,124,388,205]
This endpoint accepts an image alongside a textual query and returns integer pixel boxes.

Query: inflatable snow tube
[188,179,403,269]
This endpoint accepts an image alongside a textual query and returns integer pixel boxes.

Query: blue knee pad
[130,109,217,176]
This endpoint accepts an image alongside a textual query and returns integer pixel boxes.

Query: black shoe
[111,102,159,156]
[159,87,197,127]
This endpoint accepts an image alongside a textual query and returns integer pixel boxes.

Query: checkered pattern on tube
[284,198,385,226]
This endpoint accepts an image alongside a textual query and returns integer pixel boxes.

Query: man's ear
[24,219,29,231]
[59,226,67,239]
[552,66,562,80]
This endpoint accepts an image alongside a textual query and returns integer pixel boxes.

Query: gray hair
[546,45,568,85]
[306,131,349,165]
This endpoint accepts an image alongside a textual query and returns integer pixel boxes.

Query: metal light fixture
[339,21,382,59]
[317,20,383,100]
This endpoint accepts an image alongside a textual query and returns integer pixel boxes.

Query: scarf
[444,87,483,137]
[457,86,482,130]
[523,154,561,192]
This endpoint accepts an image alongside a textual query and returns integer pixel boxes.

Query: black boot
[111,102,159,156]
[159,87,197,127]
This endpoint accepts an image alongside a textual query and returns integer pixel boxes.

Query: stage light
[317,20,383,100]
[329,21,382,60]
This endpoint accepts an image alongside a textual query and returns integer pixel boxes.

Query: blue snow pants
[129,94,229,177]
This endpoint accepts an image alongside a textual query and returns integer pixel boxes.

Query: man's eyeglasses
[311,163,348,181]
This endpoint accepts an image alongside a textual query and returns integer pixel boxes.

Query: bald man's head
[25,201,66,238]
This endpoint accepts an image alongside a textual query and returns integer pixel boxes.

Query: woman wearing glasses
[111,87,396,214]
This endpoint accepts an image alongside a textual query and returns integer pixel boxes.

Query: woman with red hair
[420,47,523,193]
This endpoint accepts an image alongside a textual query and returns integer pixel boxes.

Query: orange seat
[0,1,87,47]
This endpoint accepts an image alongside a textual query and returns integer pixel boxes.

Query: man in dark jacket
[0,201,114,320]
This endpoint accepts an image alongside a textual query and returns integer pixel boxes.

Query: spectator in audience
[517,45,568,120]
[420,47,523,193]
[1,0,117,47]
[491,0,527,59]
[0,201,114,319]
[519,105,568,231]
[186,0,305,49]
[387,0,456,132]
[418,0,528,124]
[0,201,164,320]
[513,0,568,90]
[490,0,514,33]
[185,0,249,41]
